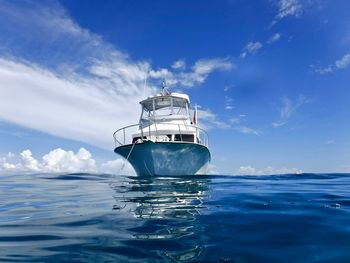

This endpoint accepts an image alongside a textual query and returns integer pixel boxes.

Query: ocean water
[1,173,350,262]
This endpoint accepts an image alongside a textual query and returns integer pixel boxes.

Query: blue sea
[1,173,350,262]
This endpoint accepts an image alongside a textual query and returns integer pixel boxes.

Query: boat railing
[113,123,209,148]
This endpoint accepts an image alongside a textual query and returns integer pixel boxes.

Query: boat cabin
[129,92,199,143]
[113,91,208,147]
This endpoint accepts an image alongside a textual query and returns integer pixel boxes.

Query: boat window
[141,107,155,121]
[174,134,194,142]
[172,98,188,116]
[154,97,171,109]
[141,96,189,119]
[154,97,172,116]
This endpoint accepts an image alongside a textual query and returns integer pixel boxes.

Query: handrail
[113,122,209,148]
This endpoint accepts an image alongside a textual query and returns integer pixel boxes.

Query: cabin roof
[140,92,190,105]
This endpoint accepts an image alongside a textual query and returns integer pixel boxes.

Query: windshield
[140,96,189,120]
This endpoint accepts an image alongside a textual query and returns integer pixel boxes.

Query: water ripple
[0,173,350,262]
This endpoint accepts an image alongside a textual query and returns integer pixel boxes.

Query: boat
[113,84,210,176]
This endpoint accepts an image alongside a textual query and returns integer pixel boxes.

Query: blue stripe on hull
[114,141,211,176]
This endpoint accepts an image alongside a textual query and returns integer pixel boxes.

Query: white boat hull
[114,141,211,176]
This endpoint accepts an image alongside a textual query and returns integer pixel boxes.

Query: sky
[0,0,349,175]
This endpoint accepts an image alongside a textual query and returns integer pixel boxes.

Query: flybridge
[139,93,191,123]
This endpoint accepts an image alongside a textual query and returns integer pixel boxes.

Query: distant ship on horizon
[113,83,211,176]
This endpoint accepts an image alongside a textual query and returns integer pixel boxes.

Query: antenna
[162,79,166,95]
[161,79,171,95]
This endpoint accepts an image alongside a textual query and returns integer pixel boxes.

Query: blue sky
[0,0,349,174]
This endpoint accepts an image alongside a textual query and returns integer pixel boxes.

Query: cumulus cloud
[267,33,281,44]
[272,95,308,127]
[0,1,233,149]
[240,41,263,58]
[237,165,302,175]
[313,53,350,75]
[0,148,135,175]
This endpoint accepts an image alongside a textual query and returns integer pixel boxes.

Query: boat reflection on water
[109,175,211,261]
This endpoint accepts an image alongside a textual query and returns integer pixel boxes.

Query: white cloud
[237,165,302,175]
[0,148,135,175]
[313,53,350,75]
[275,0,303,20]
[272,95,308,127]
[21,150,40,171]
[314,66,333,75]
[197,108,230,130]
[0,58,146,149]
[229,117,241,125]
[326,139,335,145]
[225,96,234,110]
[237,165,257,175]
[151,58,233,88]
[269,0,303,26]
[233,126,260,136]
[196,109,259,136]
[223,85,232,92]
[171,59,186,70]
[230,115,260,136]
[267,33,281,44]
[335,53,350,69]
[207,163,219,175]
[0,1,233,149]
[42,148,96,173]
[240,42,263,58]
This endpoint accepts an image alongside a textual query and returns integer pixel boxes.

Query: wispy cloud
[270,0,303,26]
[326,139,335,145]
[197,109,259,136]
[225,96,234,110]
[149,58,233,87]
[272,95,308,127]
[223,85,233,92]
[275,0,303,20]
[0,148,134,175]
[336,53,350,69]
[229,115,260,136]
[233,126,260,136]
[197,109,231,130]
[0,1,233,149]
[313,52,350,74]
[240,41,263,58]
[171,59,186,70]
[267,33,281,44]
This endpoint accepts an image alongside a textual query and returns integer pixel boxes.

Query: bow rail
[113,123,209,148]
